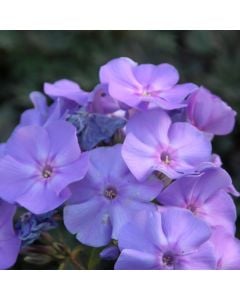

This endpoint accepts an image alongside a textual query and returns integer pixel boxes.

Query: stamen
[104,187,118,200]
[161,152,171,165]
[162,253,174,267]
[42,165,53,179]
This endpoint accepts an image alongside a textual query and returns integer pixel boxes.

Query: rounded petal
[49,153,89,195]
[210,227,240,269]
[122,133,157,181]
[176,242,216,270]
[0,156,36,203]
[46,121,81,166]
[15,181,69,214]
[200,190,236,234]
[6,125,50,164]
[168,122,212,166]
[133,63,179,91]
[0,235,21,269]
[115,249,159,270]
[126,108,171,147]
[161,208,211,253]
[64,200,112,247]
[158,83,198,105]
[187,87,236,135]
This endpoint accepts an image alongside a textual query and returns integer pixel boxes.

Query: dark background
[0,30,240,237]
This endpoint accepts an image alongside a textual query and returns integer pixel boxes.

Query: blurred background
[0,30,240,239]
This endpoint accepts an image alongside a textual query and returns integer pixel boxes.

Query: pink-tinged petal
[64,200,112,247]
[177,242,216,270]
[100,57,139,88]
[200,190,236,234]
[150,97,187,110]
[6,126,50,164]
[44,79,89,105]
[187,87,236,135]
[122,133,157,181]
[126,108,171,147]
[15,181,69,214]
[159,83,198,103]
[49,153,89,195]
[161,208,211,253]
[46,121,81,166]
[210,227,240,269]
[115,249,159,270]
[132,63,179,91]
[168,122,212,166]
[0,156,36,203]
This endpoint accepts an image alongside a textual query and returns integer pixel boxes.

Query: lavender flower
[115,208,216,270]
[63,144,163,247]
[122,108,212,181]
[100,57,197,110]
[157,168,238,234]
[0,200,21,269]
[187,87,236,135]
[0,121,88,214]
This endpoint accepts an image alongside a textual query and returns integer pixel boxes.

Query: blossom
[100,57,197,110]
[44,79,89,110]
[115,208,216,270]
[122,108,212,181]
[0,200,21,269]
[0,121,88,214]
[100,245,120,261]
[187,87,236,135]
[209,226,240,269]
[158,167,238,233]
[63,144,163,247]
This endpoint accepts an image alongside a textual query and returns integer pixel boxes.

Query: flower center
[161,151,171,165]
[42,165,53,179]
[104,187,118,200]
[186,203,197,214]
[162,252,175,267]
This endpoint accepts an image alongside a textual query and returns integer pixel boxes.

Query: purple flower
[210,226,240,269]
[87,83,120,114]
[0,200,21,269]
[19,92,64,127]
[100,57,197,110]
[0,121,88,214]
[187,87,236,135]
[63,144,163,247]
[44,79,89,110]
[157,168,238,234]
[115,208,216,270]
[122,108,212,181]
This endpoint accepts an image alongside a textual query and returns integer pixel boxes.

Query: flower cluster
[0,57,239,269]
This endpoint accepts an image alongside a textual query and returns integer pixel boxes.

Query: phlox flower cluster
[0,57,239,270]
